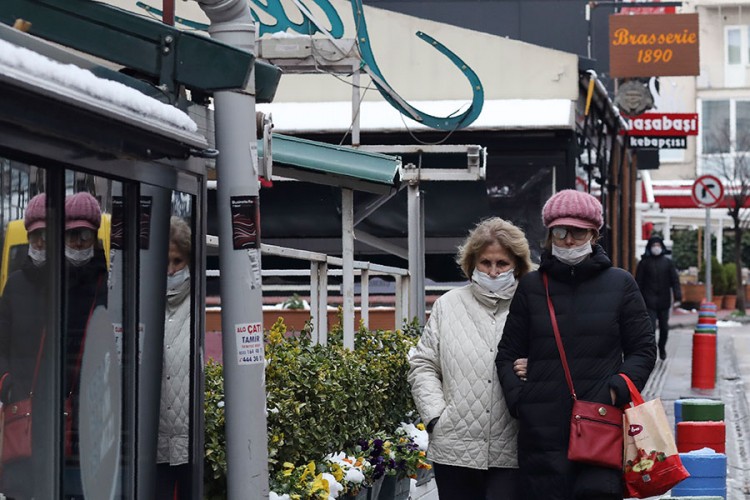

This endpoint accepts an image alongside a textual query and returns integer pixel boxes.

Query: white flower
[269,492,291,500]
[344,467,365,484]
[322,472,343,498]
[217,401,225,408]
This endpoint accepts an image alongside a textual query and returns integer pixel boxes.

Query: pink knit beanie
[65,192,101,231]
[24,193,46,233]
[542,189,603,230]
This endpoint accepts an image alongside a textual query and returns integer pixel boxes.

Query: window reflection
[155,194,193,500]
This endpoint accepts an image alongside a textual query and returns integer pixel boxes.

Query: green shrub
[724,262,738,296]
[699,257,726,295]
[204,360,227,500]
[205,316,420,496]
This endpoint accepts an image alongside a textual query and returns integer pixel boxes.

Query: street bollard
[676,422,726,454]
[691,334,717,390]
[671,450,727,499]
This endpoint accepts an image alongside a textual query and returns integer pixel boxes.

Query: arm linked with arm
[496,286,530,418]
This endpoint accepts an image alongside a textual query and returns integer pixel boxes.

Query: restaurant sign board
[624,113,698,137]
[610,13,699,78]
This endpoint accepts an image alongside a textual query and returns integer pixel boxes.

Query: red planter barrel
[676,421,726,453]
[691,334,717,390]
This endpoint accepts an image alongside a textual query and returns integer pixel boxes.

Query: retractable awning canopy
[259,134,401,194]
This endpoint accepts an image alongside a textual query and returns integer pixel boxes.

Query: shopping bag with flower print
[619,374,690,498]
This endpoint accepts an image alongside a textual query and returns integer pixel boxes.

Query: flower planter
[415,464,434,486]
[724,294,737,311]
[681,283,708,306]
[342,477,384,500]
[378,475,411,500]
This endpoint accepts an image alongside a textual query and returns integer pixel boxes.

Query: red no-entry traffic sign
[691,175,724,208]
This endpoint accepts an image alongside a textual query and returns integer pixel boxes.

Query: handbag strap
[619,373,645,406]
[542,273,577,400]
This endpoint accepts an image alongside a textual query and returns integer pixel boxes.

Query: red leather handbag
[543,273,624,470]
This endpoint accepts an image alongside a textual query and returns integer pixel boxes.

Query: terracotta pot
[681,283,708,305]
[724,295,737,311]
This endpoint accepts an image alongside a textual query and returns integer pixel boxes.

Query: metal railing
[206,238,410,346]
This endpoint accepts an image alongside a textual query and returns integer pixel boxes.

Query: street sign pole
[691,174,724,304]
[705,207,712,302]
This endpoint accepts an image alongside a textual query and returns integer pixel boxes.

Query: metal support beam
[361,267,370,329]
[407,183,426,324]
[353,229,408,259]
[342,188,355,349]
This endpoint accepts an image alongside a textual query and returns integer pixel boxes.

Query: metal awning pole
[407,183,425,325]
[197,1,268,497]
[342,188,355,348]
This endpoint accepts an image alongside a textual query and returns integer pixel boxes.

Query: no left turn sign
[691,175,724,208]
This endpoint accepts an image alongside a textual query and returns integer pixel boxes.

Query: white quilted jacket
[408,284,518,469]
[157,282,191,465]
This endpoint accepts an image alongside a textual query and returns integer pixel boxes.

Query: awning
[258,134,401,194]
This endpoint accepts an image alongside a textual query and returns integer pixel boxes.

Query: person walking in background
[156,216,193,500]
[0,193,48,499]
[408,217,533,499]
[496,190,655,500]
[635,235,682,360]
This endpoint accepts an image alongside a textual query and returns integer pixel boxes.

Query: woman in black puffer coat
[496,190,656,500]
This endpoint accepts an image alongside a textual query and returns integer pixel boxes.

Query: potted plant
[724,262,738,311]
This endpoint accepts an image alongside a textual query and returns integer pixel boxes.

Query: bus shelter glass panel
[0,158,55,500]
[152,191,195,499]
[65,170,127,499]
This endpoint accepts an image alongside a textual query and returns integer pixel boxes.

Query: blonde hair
[456,217,532,280]
[169,216,192,260]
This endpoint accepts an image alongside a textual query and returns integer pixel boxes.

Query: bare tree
[702,125,750,313]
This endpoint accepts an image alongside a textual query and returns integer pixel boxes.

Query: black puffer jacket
[496,245,656,500]
[635,236,682,310]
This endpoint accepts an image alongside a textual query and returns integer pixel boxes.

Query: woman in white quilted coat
[156,216,192,499]
[408,217,532,499]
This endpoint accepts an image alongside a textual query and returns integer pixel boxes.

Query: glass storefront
[0,154,202,500]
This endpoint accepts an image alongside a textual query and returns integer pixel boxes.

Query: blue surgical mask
[167,266,190,293]
[552,240,592,266]
[651,246,663,256]
[472,268,516,297]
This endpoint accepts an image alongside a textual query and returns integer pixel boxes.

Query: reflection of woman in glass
[0,193,48,499]
[156,216,192,499]
[63,192,108,497]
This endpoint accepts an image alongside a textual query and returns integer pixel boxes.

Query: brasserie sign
[609,13,699,78]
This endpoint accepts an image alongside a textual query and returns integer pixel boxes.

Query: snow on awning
[258,99,575,134]
[0,37,206,149]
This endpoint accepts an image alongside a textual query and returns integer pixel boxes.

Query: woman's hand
[513,358,528,381]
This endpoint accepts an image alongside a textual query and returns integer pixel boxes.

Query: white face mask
[65,245,93,267]
[167,266,190,292]
[650,245,663,256]
[472,268,516,297]
[552,240,592,266]
[28,246,46,267]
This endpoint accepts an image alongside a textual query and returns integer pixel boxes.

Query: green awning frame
[0,0,282,100]
[259,134,401,194]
